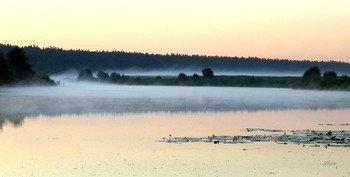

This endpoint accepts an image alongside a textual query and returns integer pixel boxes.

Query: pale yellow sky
[1,0,349,61]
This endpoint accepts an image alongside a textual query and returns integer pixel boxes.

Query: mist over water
[1,72,350,128]
[1,72,350,177]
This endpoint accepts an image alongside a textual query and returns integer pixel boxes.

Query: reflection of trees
[0,115,24,129]
[1,95,350,130]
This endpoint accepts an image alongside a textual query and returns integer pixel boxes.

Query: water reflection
[0,111,349,176]
[1,85,350,176]
[1,94,350,129]
[1,85,350,129]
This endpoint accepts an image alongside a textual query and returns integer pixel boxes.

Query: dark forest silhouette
[1,44,350,75]
[0,46,56,85]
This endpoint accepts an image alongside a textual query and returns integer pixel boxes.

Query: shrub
[303,66,321,79]
[202,68,214,78]
[323,71,337,77]
[78,69,94,81]
[97,71,109,81]
[110,72,121,82]
[155,76,162,81]
[177,73,188,82]
[192,73,200,81]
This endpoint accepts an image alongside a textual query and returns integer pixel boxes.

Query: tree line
[1,44,350,75]
[77,67,350,90]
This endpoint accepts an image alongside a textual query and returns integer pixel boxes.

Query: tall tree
[0,52,14,84]
[7,47,35,80]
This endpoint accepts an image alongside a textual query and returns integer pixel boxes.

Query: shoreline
[76,75,350,91]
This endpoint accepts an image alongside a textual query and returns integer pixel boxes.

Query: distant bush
[202,68,214,78]
[110,72,121,82]
[97,71,109,81]
[303,66,321,79]
[249,76,256,85]
[192,73,200,81]
[155,76,162,81]
[78,69,94,81]
[119,74,129,82]
[134,77,142,83]
[323,71,337,78]
[177,73,188,82]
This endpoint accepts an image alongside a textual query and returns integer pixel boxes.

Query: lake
[0,84,350,176]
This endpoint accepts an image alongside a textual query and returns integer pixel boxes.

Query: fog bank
[2,71,350,128]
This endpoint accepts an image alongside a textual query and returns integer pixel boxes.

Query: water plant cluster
[160,129,350,148]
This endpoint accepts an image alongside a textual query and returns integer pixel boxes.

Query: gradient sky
[1,0,349,61]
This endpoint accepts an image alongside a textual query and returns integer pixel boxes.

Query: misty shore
[75,74,350,91]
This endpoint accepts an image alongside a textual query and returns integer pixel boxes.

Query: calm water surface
[0,85,349,177]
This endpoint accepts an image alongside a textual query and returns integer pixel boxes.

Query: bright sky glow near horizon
[1,0,350,62]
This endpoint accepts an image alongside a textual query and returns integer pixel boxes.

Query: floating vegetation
[318,123,350,126]
[159,129,350,148]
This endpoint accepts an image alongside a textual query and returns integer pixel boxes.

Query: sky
[1,0,350,62]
